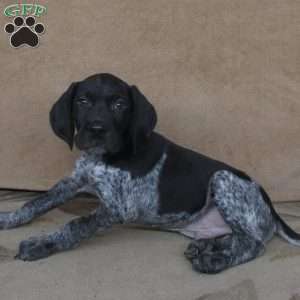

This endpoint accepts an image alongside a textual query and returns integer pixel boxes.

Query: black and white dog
[1,73,299,273]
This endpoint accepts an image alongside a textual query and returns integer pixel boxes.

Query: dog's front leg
[16,206,112,261]
[0,176,84,229]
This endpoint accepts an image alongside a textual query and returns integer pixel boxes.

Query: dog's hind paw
[16,237,57,261]
[191,251,232,274]
[184,240,209,261]
[185,236,233,274]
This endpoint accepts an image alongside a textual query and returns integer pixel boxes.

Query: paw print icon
[4,16,45,48]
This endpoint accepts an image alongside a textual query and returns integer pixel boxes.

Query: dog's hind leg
[0,176,84,229]
[15,206,113,261]
[185,234,265,274]
[185,170,276,274]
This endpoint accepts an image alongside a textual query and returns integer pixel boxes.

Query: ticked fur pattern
[185,170,276,273]
[0,149,277,271]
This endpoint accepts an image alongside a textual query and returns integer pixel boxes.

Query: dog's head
[50,73,157,156]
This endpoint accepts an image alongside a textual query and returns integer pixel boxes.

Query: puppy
[1,73,299,273]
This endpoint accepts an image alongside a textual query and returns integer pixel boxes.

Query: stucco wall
[0,0,299,201]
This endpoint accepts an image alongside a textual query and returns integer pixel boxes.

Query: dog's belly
[81,150,232,238]
[169,203,232,239]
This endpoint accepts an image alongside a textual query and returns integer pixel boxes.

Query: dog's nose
[89,121,106,133]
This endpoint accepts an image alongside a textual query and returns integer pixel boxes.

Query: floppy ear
[130,85,157,154]
[49,82,78,149]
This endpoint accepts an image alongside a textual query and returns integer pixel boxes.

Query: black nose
[88,121,106,134]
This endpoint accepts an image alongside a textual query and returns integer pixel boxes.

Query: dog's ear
[49,82,78,150]
[129,85,157,154]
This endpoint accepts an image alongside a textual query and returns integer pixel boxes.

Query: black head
[50,73,157,157]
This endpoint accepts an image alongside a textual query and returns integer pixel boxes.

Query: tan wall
[0,0,299,201]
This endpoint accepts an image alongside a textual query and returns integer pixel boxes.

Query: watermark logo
[3,4,47,48]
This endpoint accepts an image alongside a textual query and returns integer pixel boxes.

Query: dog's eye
[77,97,91,106]
[111,98,127,111]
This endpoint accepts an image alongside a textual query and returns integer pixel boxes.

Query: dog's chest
[81,153,167,222]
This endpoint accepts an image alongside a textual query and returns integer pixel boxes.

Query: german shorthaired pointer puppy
[1,73,299,273]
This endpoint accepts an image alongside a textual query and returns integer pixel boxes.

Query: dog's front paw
[16,237,57,261]
[0,212,14,229]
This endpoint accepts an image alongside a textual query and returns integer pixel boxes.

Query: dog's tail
[260,187,300,246]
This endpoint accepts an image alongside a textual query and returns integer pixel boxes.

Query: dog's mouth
[74,130,123,154]
[74,136,101,151]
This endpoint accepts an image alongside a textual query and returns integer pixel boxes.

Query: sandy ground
[0,191,300,300]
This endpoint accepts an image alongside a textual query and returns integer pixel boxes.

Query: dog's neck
[85,132,167,178]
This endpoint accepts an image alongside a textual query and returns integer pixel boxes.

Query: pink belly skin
[173,204,232,239]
